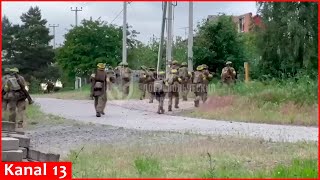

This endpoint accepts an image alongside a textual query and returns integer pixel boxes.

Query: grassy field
[66,136,318,178]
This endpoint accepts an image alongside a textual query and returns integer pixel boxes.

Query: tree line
[2,3,317,92]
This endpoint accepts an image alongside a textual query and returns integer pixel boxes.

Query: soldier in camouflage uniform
[166,69,182,111]
[120,62,132,96]
[3,68,29,129]
[138,65,148,100]
[146,67,156,103]
[221,61,236,85]
[201,64,213,103]
[114,62,122,86]
[170,60,180,70]
[192,65,205,107]
[178,62,192,101]
[106,65,116,90]
[153,71,167,114]
[91,63,108,117]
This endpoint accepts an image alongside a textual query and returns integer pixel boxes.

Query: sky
[2,2,258,47]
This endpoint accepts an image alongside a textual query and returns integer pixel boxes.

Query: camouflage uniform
[170,60,180,70]
[166,69,182,111]
[221,61,236,85]
[178,62,191,101]
[106,66,116,90]
[146,67,156,103]
[120,62,132,96]
[153,71,167,114]
[192,65,205,107]
[3,68,28,129]
[201,64,213,103]
[138,66,148,100]
[91,63,108,117]
[2,68,11,119]
[114,62,122,86]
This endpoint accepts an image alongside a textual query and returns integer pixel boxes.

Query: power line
[49,24,59,49]
[70,7,83,27]
[111,2,132,24]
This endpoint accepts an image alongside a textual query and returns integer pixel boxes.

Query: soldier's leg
[94,96,100,117]
[160,94,165,114]
[101,93,107,115]
[2,100,9,120]
[16,100,27,128]
[202,85,208,103]
[149,85,154,103]
[7,100,17,129]
[168,92,173,111]
[182,83,188,101]
[194,91,200,107]
[174,92,179,108]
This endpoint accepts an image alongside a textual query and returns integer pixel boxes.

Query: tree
[173,36,187,63]
[9,6,55,81]
[193,15,246,73]
[256,2,318,78]
[56,18,140,79]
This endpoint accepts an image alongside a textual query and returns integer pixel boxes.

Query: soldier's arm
[18,76,26,87]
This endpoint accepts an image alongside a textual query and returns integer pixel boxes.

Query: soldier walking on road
[153,71,167,114]
[146,67,157,103]
[91,63,108,117]
[138,66,148,100]
[166,69,182,111]
[221,61,236,85]
[178,62,192,101]
[202,64,213,103]
[192,65,205,107]
[120,62,132,97]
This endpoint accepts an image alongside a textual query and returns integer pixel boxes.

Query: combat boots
[96,112,101,117]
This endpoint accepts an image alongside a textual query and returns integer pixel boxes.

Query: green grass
[25,104,79,129]
[65,137,318,178]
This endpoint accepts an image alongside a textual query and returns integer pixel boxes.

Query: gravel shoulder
[32,98,318,143]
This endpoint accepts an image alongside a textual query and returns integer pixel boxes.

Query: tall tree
[193,15,246,73]
[11,6,55,81]
[256,2,318,77]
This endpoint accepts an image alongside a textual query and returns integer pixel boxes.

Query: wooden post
[244,62,249,83]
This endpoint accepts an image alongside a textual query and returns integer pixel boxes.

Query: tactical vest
[193,71,203,84]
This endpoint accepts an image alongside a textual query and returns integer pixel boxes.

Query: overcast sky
[2,2,258,47]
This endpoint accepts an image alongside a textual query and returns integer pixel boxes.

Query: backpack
[193,71,203,84]
[154,79,165,92]
[5,76,21,92]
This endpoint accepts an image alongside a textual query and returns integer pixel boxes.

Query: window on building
[239,17,245,32]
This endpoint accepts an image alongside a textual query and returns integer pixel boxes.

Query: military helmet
[196,65,204,71]
[202,64,208,69]
[10,67,19,73]
[122,62,128,66]
[172,60,178,65]
[181,62,187,67]
[149,67,155,71]
[140,65,147,70]
[4,68,10,74]
[158,71,165,76]
[226,61,232,65]
[171,69,178,74]
[97,63,106,70]
[118,62,123,66]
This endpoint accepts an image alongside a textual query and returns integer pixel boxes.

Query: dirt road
[34,98,318,143]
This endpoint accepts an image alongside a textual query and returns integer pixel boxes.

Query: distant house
[207,12,263,33]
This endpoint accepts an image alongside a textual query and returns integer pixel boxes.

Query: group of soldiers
[2,67,33,132]
[90,62,132,117]
[89,60,236,116]
[137,60,237,114]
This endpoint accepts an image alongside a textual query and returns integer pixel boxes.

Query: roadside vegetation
[66,137,318,178]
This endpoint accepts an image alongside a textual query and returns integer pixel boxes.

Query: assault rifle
[14,74,34,104]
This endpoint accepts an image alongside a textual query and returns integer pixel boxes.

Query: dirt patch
[199,95,236,111]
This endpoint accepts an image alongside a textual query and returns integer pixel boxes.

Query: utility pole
[157,2,167,76]
[49,24,59,49]
[122,2,127,64]
[166,1,173,77]
[70,7,82,27]
[187,2,194,72]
